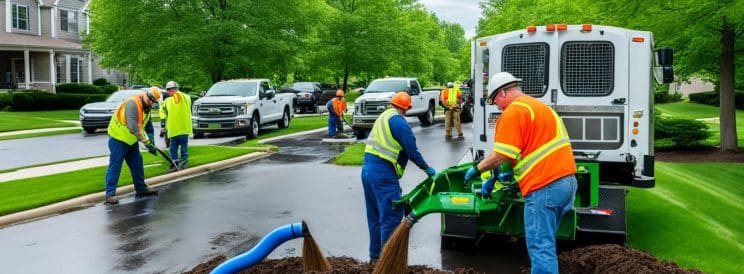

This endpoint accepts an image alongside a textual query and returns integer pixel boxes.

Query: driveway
[0,120,528,273]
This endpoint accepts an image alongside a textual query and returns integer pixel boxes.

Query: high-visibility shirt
[108,95,151,145]
[332,97,346,117]
[492,96,576,196]
[159,91,193,137]
[365,108,405,177]
[440,87,461,109]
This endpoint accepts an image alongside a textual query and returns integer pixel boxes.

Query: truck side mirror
[654,47,674,84]
[358,88,365,94]
[266,89,276,98]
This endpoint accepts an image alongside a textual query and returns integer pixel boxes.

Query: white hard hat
[487,72,521,100]
[165,81,179,90]
[447,82,454,88]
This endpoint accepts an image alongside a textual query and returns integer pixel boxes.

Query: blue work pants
[105,137,148,197]
[328,115,339,137]
[523,175,577,274]
[361,155,403,260]
[169,134,189,163]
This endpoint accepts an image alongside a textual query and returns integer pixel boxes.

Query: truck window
[501,43,549,97]
[560,41,614,96]
[409,80,420,95]
[365,80,408,93]
[205,82,257,97]
[261,81,271,92]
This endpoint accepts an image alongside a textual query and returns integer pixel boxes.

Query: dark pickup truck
[279,82,339,113]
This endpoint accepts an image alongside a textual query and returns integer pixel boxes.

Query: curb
[0,151,272,228]
[258,128,326,144]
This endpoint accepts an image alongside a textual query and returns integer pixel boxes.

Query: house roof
[0,32,86,51]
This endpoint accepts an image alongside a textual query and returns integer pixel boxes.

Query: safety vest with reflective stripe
[364,108,405,177]
[159,91,193,137]
[108,95,151,145]
[440,87,461,109]
[492,96,575,196]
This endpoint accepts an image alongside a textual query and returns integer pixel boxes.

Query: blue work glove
[498,171,513,182]
[464,166,479,182]
[481,177,496,198]
[426,167,436,177]
[143,139,157,156]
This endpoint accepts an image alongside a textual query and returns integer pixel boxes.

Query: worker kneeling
[326,89,347,138]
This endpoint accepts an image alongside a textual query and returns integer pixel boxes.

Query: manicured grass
[240,115,327,146]
[627,162,744,274]
[0,110,80,132]
[656,102,744,148]
[332,143,365,165]
[0,128,82,141]
[0,145,263,216]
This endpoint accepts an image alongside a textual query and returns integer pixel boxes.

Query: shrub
[655,117,711,147]
[100,84,120,94]
[688,91,719,106]
[93,78,109,86]
[0,93,11,110]
[56,83,102,94]
[654,90,683,103]
[6,91,108,111]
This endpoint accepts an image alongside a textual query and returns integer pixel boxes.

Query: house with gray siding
[0,0,126,92]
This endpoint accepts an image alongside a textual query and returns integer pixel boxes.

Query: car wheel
[278,108,290,129]
[247,113,260,139]
[418,102,435,126]
[83,127,97,134]
[194,131,204,139]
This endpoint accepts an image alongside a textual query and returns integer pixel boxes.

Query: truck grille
[502,43,549,97]
[197,104,236,118]
[561,42,614,96]
[362,101,389,115]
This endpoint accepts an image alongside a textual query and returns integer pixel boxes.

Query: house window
[12,4,29,31]
[60,10,79,33]
[70,58,84,83]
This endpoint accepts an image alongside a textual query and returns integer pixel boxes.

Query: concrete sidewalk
[0,126,80,137]
[0,156,109,183]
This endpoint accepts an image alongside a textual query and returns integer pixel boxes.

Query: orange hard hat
[336,89,344,97]
[391,92,412,110]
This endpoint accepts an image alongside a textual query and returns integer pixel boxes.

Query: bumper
[296,99,316,107]
[192,117,252,133]
[351,115,377,128]
[80,116,113,128]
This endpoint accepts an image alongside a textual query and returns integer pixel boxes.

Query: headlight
[355,103,362,114]
[239,105,248,114]
[192,105,199,116]
[109,109,116,114]
[79,109,85,118]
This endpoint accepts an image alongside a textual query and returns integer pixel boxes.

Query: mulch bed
[186,244,700,274]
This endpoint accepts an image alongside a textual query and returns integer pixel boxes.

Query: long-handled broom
[372,214,417,274]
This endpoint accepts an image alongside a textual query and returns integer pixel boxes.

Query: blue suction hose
[210,221,308,274]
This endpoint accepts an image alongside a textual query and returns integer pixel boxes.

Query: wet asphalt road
[0,120,528,273]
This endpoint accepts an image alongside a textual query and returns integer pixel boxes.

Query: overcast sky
[420,0,482,39]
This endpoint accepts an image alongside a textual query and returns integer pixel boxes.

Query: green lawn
[0,145,263,216]
[627,162,744,274]
[656,102,744,148]
[0,110,80,132]
[332,143,365,165]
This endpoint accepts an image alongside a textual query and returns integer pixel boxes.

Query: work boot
[178,160,188,169]
[445,135,452,141]
[104,196,119,205]
[135,188,159,198]
[457,133,464,139]
[336,133,349,139]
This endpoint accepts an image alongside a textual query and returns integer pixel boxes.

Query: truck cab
[191,79,294,139]
[352,77,439,138]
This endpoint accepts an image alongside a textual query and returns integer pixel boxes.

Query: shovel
[156,148,180,171]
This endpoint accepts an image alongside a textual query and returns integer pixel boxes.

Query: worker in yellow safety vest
[361,92,436,262]
[160,81,193,170]
[104,87,162,205]
[440,82,463,140]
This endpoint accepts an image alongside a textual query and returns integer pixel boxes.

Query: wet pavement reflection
[0,121,527,273]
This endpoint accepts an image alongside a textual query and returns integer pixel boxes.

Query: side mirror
[655,47,673,66]
[654,47,674,84]
[358,88,365,94]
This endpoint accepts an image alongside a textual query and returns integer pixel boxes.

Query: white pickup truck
[351,77,439,138]
[191,79,295,139]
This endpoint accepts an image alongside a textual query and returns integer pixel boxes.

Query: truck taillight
[557,24,568,31]
[581,24,592,32]
[546,24,555,31]
[632,37,645,42]
[527,26,537,32]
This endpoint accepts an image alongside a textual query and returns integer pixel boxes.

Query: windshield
[365,80,407,93]
[106,91,141,103]
[206,82,257,97]
[291,83,317,92]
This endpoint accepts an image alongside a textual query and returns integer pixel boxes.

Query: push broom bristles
[302,234,332,272]
[372,219,413,274]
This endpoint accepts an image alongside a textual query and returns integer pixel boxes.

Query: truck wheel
[193,131,204,139]
[278,108,290,129]
[83,127,96,134]
[418,103,435,126]
[247,113,260,139]
[460,104,474,123]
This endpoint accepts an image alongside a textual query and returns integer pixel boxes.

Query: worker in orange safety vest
[326,89,347,138]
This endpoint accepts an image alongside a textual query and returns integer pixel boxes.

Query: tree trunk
[719,19,738,151]
[342,66,350,93]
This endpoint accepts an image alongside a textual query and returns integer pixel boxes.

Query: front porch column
[87,54,93,84]
[50,50,56,93]
[24,49,30,89]
[65,54,71,83]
